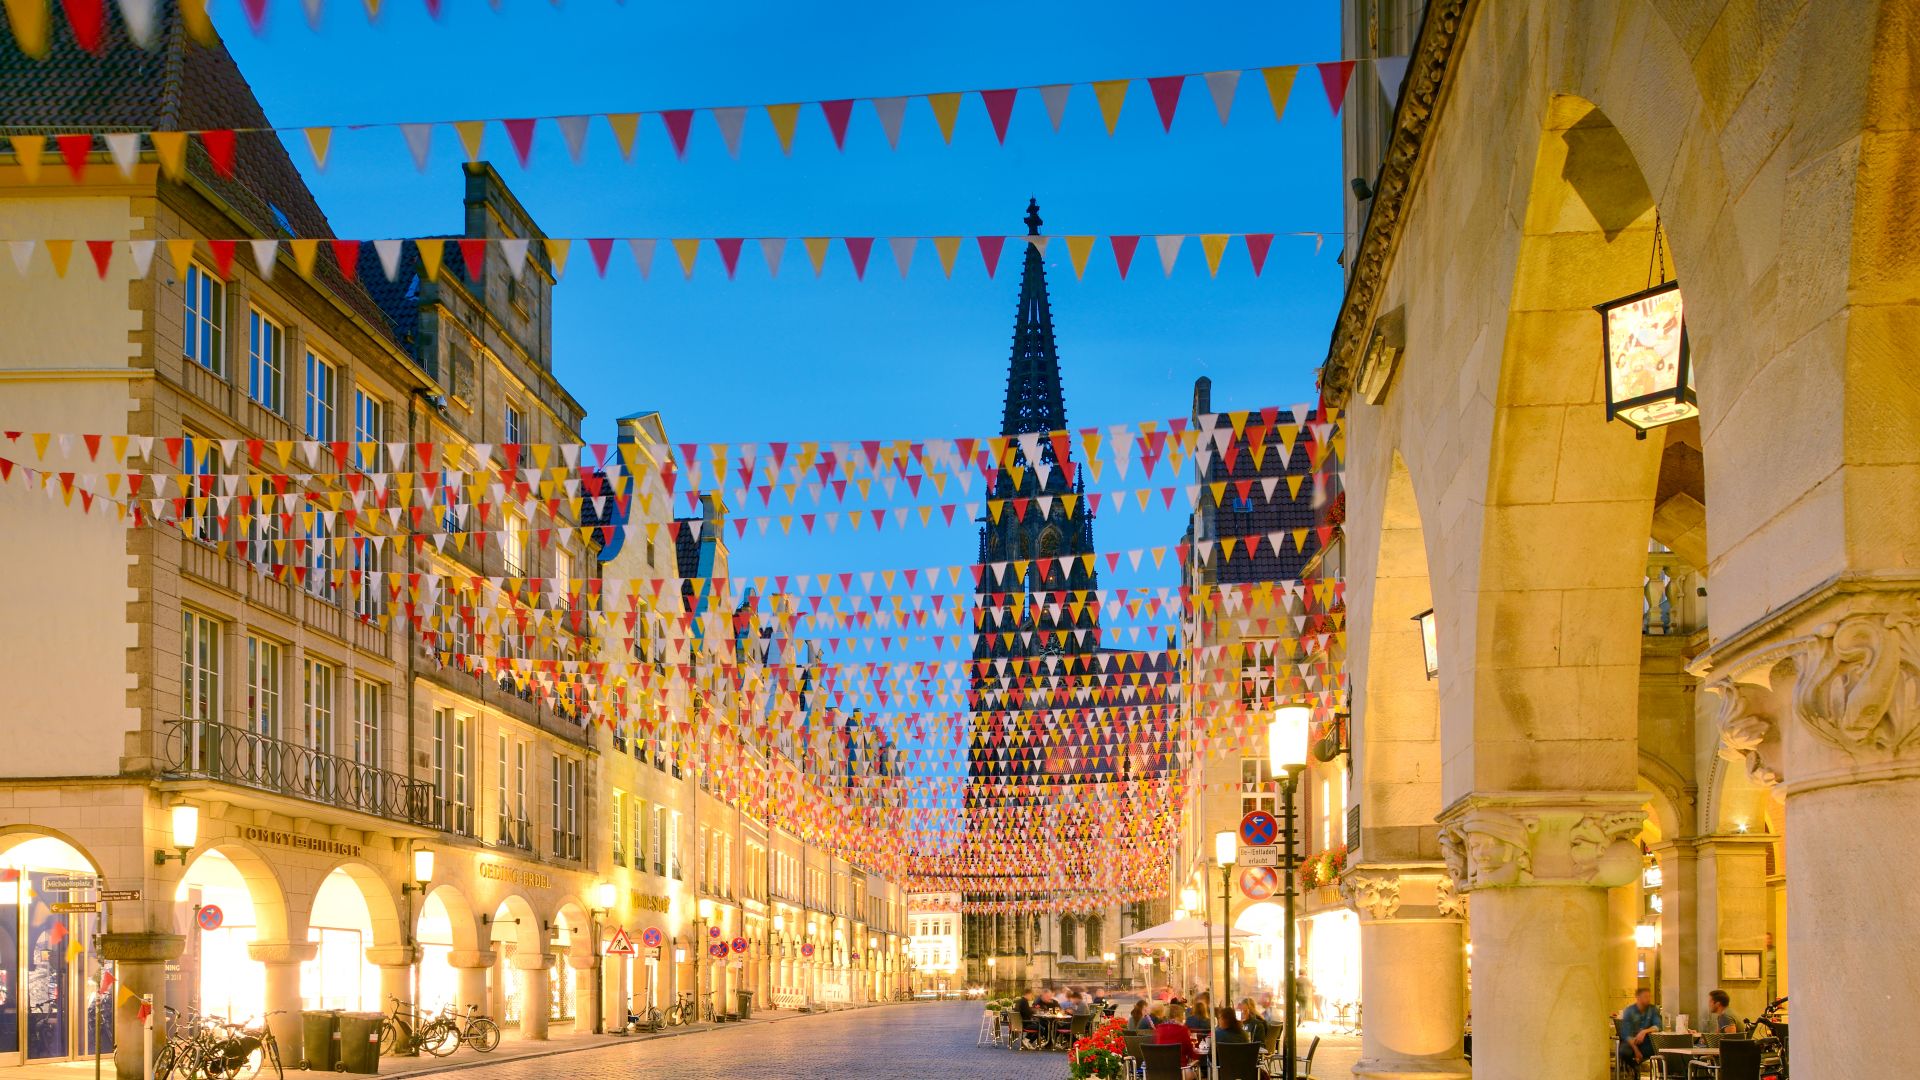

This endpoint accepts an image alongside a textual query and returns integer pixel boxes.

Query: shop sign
[605,929,636,956]
[52,901,98,914]
[641,927,663,948]
[629,891,671,913]
[237,826,362,859]
[100,889,142,902]
[197,905,224,931]
[42,875,97,891]
[479,861,553,890]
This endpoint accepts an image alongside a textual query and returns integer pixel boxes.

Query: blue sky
[222,0,1344,605]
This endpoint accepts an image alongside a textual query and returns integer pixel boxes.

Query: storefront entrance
[0,837,112,1067]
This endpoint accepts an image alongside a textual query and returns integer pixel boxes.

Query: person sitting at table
[1213,1007,1249,1044]
[1237,998,1269,1046]
[1065,989,1091,1017]
[1154,1003,1201,1070]
[1704,989,1742,1035]
[1014,988,1040,1045]
[1128,999,1150,1030]
[1616,987,1662,1070]
[1186,993,1212,1034]
[1141,1002,1168,1031]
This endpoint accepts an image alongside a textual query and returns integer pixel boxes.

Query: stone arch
[0,824,106,872]
[177,839,292,942]
[487,893,541,954]
[420,883,482,952]
[314,858,405,949]
[552,899,593,961]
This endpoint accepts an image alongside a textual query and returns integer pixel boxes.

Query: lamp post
[1213,831,1237,1080]
[398,847,434,1019]
[695,898,714,1022]
[152,803,199,865]
[1270,705,1310,1080]
[590,881,616,1034]
[1178,885,1199,998]
[987,956,997,996]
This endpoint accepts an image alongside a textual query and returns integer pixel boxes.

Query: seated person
[1213,1006,1249,1043]
[1704,989,1743,1035]
[1186,993,1212,1033]
[1238,998,1269,1045]
[1153,1003,1201,1068]
[1014,988,1039,1041]
[1616,988,1662,1069]
[1139,1002,1168,1031]
[1065,989,1091,1017]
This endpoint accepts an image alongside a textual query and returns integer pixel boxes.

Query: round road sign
[1239,867,1280,901]
[641,927,663,949]
[1238,810,1279,847]
[196,905,224,931]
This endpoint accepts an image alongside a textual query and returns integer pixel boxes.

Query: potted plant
[1069,1017,1129,1080]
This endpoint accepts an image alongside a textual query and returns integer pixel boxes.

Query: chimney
[1191,376,1213,418]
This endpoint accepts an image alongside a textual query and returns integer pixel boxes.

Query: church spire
[1001,198,1066,438]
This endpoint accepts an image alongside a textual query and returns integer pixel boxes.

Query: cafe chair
[1122,1033,1147,1079]
[1138,1043,1194,1080]
[1647,1033,1696,1080]
[1213,1041,1260,1080]
[1298,1034,1322,1079]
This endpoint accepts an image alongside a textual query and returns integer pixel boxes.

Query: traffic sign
[99,890,142,902]
[708,943,728,959]
[605,928,636,956]
[801,943,816,957]
[708,926,721,939]
[730,936,748,955]
[42,875,97,891]
[1238,810,1279,847]
[52,901,98,914]
[640,927,663,949]
[1238,846,1280,868]
[197,905,224,931]
[1239,867,1280,901]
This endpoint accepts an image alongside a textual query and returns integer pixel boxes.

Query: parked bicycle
[155,1008,285,1080]
[662,991,698,1027]
[614,1002,663,1034]
[379,997,457,1057]
[438,1004,501,1053]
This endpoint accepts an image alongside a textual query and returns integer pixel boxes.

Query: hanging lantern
[1595,280,1696,437]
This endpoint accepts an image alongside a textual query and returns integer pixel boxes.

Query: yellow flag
[415,239,445,281]
[453,121,486,161]
[44,239,72,277]
[1261,67,1298,121]
[1066,235,1095,280]
[1093,80,1129,134]
[606,113,640,159]
[0,0,48,57]
[803,237,831,276]
[150,132,188,179]
[288,239,319,277]
[672,238,700,278]
[926,93,963,143]
[10,135,45,182]
[766,104,801,153]
[165,239,197,278]
[303,128,333,170]
[545,238,571,279]
[1201,234,1229,276]
[932,236,961,277]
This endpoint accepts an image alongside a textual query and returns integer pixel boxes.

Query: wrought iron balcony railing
[161,719,436,827]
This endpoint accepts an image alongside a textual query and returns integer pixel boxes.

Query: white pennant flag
[300,0,322,27]
[1375,56,1410,107]
[1038,84,1072,130]
[105,132,141,177]
[758,237,786,278]
[871,97,908,148]
[115,0,157,45]
[9,241,33,275]
[1203,70,1241,123]
[888,236,916,278]
[627,238,656,277]
[1155,234,1184,276]
[712,107,747,157]
[400,124,434,172]
[250,239,278,279]
[499,238,530,278]
[556,115,591,161]
[128,240,157,278]
[373,239,404,281]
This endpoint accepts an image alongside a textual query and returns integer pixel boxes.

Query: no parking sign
[196,905,223,931]
[1239,867,1280,901]
[641,927,663,949]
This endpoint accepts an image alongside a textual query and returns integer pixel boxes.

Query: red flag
[238,0,267,32]
[199,130,237,178]
[820,100,854,149]
[58,0,104,51]
[980,89,1018,143]
[1245,233,1274,276]
[715,238,744,279]
[453,238,485,280]
[844,237,873,279]
[56,134,92,181]
[1147,76,1184,131]
[1318,61,1356,114]
[331,240,360,281]
[661,110,694,158]
[977,235,1006,277]
[588,238,614,277]
[1110,235,1140,278]
[206,239,237,278]
[502,118,537,166]
[86,240,113,278]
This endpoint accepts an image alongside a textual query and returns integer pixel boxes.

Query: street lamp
[1595,277,1695,437]
[696,898,715,1022]
[591,882,617,1034]
[400,847,434,1022]
[1214,830,1237,1079]
[1270,705,1311,1080]
[153,803,199,865]
[1411,609,1439,680]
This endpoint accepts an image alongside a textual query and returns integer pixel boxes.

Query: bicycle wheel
[154,1041,178,1080]
[421,1020,459,1057]
[464,1019,500,1053]
[377,1019,405,1057]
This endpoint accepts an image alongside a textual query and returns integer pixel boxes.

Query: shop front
[0,837,112,1067]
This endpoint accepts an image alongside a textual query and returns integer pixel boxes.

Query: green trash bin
[736,991,752,1020]
[301,1011,341,1072]
[338,1013,384,1074]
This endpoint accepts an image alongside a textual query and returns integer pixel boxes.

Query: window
[304,659,334,752]
[246,636,282,739]
[1320,777,1333,852]
[1240,756,1277,820]
[632,798,647,876]
[698,826,711,891]
[350,533,383,619]
[184,435,220,542]
[722,835,733,898]
[551,756,564,855]
[454,714,473,834]
[304,353,336,440]
[184,263,224,372]
[554,545,573,595]
[247,307,285,413]
[504,403,523,448]
[181,610,221,724]
[244,507,282,567]
[496,734,511,844]
[514,742,528,839]
[668,810,682,878]
[565,758,580,855]
[433,708,472,834]
[504,510,527,577]
[611,791,627,865]
[304,510,336,601]
[352,679,381,769]
[352,387,383,470]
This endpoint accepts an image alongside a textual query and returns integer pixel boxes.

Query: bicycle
[614,1003,663,1034]
[206,1013,284,1080]
[380,997,457,1057]
[663,991,696,1027]
[439,1005,501,1053]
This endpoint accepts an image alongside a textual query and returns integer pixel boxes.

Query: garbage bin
[301,1011,341,1072]
[736,991,752,1020]
[338,1013,384,1074]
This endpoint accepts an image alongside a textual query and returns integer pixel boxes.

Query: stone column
[446,950,495,1013]
[363,945,418,1020]
[511,952,551,1040]
[1604,881,1639,1011]
[1439,794,1645,1080]
[1650,840,1699,1022]
[566,952,595,1034]
[247,941,317,1067]
[100,933,185,1080]
[1692,836,1770,1020]
[1704,593,1920,1080]
[1339,866,1471,1080]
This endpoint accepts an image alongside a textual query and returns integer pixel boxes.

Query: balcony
[551,830,582,861]
[495,815,535,852]
[160,719,435,826]
[1643,547,1705,637]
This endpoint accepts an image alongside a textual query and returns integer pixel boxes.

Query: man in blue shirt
[1617,988,1662,1070]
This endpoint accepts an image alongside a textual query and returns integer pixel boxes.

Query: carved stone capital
[1338,871,1402,921]
[1437,794,1645,893]
[446,949,498,970]
[248,940,319,966]
[1698,583,1920,792]
[1337,863,1462,922]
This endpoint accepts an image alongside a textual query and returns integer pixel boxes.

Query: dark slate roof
[1190,408,1324,583]
[0,0,402,347]
[354,236,476,348]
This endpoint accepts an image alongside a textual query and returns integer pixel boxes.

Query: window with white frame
[668,810,682,878]
[1240,757,1277,820]
[303,659,334,752]
[454,713,473,833]
[245,503,283,566]
[503,510,527,577]
[632,797,647,875]
[246,636,282,739]
[504,403,523,447]
[353,679,381,769]
[611,790,626,865]
[184,434,220,542]
[651,806,666,875]
[550,755,563,854]
[351,387,383,471]
[350,533,383,619]
[181,610,221,723]
[554,544,573,596]
[304,511,336,600]
[184,263,224,372]
[247,307,285,414]
[496,734,510,843]
[304,352,336,440]
[514,741,528,839]
[565,758,580,854]
[1320,777,1333,852]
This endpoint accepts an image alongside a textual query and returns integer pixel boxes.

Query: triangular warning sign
[605,927,637,955]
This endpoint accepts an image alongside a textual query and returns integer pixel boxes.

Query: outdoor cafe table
[1658,1045,1719,1078]
[1035,1012,1073,1049]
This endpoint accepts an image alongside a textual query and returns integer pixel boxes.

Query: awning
[1119,916,1246,948]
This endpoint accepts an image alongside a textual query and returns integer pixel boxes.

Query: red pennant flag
[206,239,237,278]
[457,238,485,280]
[588,238,614,277]
[820,100,855,149]
[56,134,92,181]
[502,118,538,166]
[331,240,360,281]
[977,235,1006,277]
[661,110,694,158]
[199,130,237,178]
[86,240,113,279]
[1147,76,1184,131]
[1318,61,1356,114]
[980,89,1018,143]
[1110,235,1140,278]
[59,0,104,51]
[424,0,442,16]
[1245,233,1274,276]
[844,237,873,279]
[715,238,744,279]
[238,0,267,32]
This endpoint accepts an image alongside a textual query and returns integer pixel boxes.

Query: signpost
[1238,846,1280,868]
[196,905,224,932]
[1238,810,1279,847]
[43,875,98,891]
[605,928,636,956]
[52,901,98,914]
[641,927,663,949]
[100,889,142,902]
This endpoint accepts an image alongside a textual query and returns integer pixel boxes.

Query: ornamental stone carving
[1438,795,1645,893]
[1339,872,1402,921]
[1794,612,1920,758]
[1711,682,1782,787]
[1434,875,1468,920]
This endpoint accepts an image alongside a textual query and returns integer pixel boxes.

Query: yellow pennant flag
[766,104,802,153]
[44,239,72,277]
[1066,235,1095,280]
[1261,66,1298,121]
[803,237,831,276]
[150,132,188,179]
[415,239,445,281]
[288,239,319,277]
[1,0,48,57]
[452,121,486,162]
[164,239,197,278]
[932,236,961,277]
[303,128,333,170]
[671,238,700,278]
[9,135,45,182]
[606,114,640,159]
[1093,80,1129,134]
[1201,234,1230,276]
[545,238,571,279]
[926,93,963,143]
